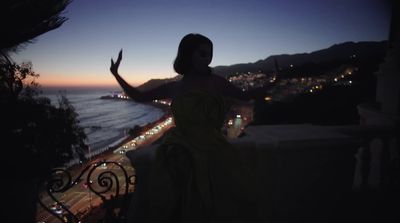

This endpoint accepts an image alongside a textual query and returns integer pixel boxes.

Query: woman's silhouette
[110,33,265,222]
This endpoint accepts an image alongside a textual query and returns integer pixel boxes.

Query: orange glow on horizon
[38,73,146,88]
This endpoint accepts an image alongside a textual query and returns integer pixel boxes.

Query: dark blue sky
[14,0,392,87]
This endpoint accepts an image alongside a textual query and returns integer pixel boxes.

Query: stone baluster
[359,139,372,191]
[379,136,392,190]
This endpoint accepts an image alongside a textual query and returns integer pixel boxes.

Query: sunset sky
[13,0,392,87]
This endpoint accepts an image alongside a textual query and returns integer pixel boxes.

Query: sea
[41,87,165,154]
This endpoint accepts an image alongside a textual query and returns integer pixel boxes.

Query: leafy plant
[1,59,87,179]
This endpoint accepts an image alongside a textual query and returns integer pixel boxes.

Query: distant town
[227,65,356,103]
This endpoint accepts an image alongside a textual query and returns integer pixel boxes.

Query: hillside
[213,41,387,78]
[137,75,181,91]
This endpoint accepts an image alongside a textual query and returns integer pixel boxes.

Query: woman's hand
[110,49,123,76]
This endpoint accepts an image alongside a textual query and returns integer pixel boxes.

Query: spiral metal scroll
[37,160,135,223]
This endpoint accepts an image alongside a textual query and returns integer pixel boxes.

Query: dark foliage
[1,59,87,179]
[127,125,142,137]
[0,0,82,180]
[0,0,71,53]
[1,1,82,222]
[254,85,367,125]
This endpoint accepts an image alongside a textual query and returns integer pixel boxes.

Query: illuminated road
[36,116,174,223]
[36,153,130,223]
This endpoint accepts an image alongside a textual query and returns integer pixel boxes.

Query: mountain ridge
[213,40,387,77]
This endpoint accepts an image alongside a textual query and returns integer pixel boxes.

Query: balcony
[35,121,398,223]
[123,123,398,223]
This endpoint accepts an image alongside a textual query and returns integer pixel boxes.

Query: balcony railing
[231,124,399,222]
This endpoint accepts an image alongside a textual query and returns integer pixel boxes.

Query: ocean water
[41,87,165,153]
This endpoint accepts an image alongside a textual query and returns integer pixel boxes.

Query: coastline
[66,101,171,169]
[108,101,171,149]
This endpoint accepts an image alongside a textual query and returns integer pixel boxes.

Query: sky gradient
[13,0,392,87]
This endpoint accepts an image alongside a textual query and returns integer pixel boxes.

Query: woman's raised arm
[110,49,176,102]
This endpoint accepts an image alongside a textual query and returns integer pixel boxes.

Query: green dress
[147,90,258,223]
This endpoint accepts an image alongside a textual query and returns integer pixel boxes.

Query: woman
[110,33,265,222]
